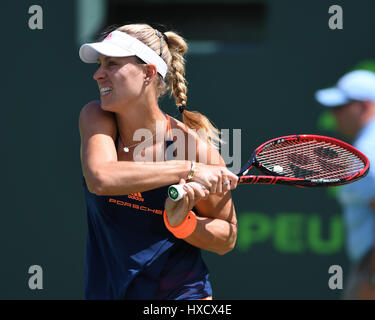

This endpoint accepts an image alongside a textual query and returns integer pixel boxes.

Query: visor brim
[79,42,134,63]
[315,88,349,107]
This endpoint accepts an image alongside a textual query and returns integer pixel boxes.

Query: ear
[362,100,373,112]
[347,100,366,115]
[144,64,158,82]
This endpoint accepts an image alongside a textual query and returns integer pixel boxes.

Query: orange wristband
[163,210,197,239]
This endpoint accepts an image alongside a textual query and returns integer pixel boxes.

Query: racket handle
[168,182,206,201]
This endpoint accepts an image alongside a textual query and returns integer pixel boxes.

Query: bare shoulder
[79,100,117,141]
[79,100,115,125]
[170,116,224,166]
[196,136,224,166]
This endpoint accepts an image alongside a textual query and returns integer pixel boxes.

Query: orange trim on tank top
[166,114,172,140]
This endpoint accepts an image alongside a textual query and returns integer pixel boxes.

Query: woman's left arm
[164,179,237,255]
[164,138,238,255]
[185,190,237,255]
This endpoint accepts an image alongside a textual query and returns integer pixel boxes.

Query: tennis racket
[168,134,370,201]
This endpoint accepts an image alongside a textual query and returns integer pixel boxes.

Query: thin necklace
[118,115,171,153]
[119,131,158,152]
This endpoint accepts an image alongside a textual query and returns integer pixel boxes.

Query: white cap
[315,70,375,107]
[79,31,168,78]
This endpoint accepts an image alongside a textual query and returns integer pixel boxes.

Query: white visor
[315,88,349,107]
[79,31,168,79]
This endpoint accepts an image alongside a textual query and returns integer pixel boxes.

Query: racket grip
[168,182,206,201]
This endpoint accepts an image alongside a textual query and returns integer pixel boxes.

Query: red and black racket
[168,134,369,201]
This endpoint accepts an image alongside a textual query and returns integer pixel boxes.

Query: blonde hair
[110,23,221,148]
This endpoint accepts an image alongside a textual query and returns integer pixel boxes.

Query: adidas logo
[127,192,144,202]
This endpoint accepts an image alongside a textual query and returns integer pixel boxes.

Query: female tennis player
[78,23,238,300]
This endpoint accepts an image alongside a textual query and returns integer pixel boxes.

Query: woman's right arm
[79,101,191,195]
[79,101,237,196]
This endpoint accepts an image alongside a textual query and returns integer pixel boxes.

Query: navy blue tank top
[82,130,212,300]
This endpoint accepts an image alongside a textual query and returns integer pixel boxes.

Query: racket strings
[257,139,365,180]
[267,157,363,179]
[273,145,364,178]
[271,143,363,176]
[260,140,359,163]
[279,145,363,179]
[260,141,360,168]
[262,140,352,159]
[263,158,363,179]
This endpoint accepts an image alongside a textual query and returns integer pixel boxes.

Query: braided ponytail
[164,31,221,148]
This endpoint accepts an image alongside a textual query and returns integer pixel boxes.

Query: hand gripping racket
[168,134,370,201]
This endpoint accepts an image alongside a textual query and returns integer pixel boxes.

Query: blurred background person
[315,70,375,299]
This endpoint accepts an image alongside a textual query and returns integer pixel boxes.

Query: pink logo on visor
[104,33,113,40]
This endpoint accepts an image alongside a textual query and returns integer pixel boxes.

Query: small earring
[145,81,149,85]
